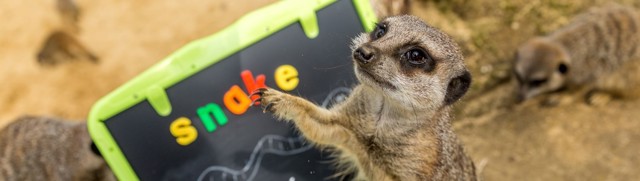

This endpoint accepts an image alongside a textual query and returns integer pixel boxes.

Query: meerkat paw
[585,91,613,106]
[250,88,298,120]
[251,88,284,113]
[540,94,574,107]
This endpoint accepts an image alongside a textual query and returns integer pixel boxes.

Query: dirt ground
[1,0,639,180]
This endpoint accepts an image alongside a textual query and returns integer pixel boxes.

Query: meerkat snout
[514,38,571,102]
[353,47,375,64]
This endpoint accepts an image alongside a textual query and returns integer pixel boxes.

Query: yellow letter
[170,117,198,146]
[275,64,299,91]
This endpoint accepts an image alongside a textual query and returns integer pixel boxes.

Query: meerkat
[252,15,475,181]
[370,0,411,18]
[57,0,80,33]
[0,116,114,181]
[514,4,640,102]
[37,31,99,67]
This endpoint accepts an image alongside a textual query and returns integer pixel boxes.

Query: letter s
[170,117,198,146]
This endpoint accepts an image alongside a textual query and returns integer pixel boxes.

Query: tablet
[88,0,377,180]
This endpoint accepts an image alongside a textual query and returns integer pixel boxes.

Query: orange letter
[224,85,251,115]
[170,117,198,146]
[241,70,266,102]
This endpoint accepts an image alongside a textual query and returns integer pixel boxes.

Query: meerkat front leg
[251,88,353,146]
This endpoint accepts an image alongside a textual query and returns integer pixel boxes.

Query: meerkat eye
[528,78,547,87]
[371,23,387,40]
[404,48,431,66]
[558,63,569,75]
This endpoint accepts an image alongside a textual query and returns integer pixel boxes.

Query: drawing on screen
[197,135,313,181]
[321,87,351,108]
[197,87,352,181]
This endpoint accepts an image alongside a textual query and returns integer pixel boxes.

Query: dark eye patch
[371,23,387,40]
[401,47,435,72]
[405,49,428,65]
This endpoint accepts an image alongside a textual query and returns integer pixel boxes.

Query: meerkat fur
[0,116,114,181]
[253,15,476,181]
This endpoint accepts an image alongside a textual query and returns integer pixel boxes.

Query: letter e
[275,64,299,91]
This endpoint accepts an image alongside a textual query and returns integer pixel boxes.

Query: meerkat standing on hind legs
[252,15,476,181]
[514,4,640,105]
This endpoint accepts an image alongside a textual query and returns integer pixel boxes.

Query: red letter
[241,70,266,102]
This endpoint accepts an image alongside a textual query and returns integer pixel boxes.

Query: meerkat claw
[262,103,275,113]
[249,88,268,97]
[250,98,262,106]
[249,88,269,106]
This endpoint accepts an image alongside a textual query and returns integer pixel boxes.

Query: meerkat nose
[354,47,374,64]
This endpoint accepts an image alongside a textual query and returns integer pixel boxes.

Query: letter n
[197,103,228,132]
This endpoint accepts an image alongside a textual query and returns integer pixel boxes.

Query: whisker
[313,63,351,70]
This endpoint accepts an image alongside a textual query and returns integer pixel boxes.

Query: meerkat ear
[444,71,472,105]
[558,63,569,75]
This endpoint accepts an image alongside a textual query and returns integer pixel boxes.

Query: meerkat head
[514,37,571,102]
[350,15,471,109]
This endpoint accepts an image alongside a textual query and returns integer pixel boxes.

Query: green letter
[197,103,228,132]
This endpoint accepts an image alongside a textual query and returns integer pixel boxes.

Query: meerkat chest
[356,125,427,177]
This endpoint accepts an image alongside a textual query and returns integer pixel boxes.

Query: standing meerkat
[514,4,640,102]
[252,15,475,181]
[0,116,114,181]
[57,0,80,33]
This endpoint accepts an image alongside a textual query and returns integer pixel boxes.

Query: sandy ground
[0,0,276,127]
[1,0,639,180]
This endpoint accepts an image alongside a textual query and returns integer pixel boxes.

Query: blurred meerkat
[37,31,99,66]
[57,0,80,33]
[370,0,411,18]
[253,15,475,181]
[514,4,640,102]
[0,116,114,181]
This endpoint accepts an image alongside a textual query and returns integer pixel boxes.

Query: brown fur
[0,116,114,181]
[514,4,640,101]
[254,15,475,181]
